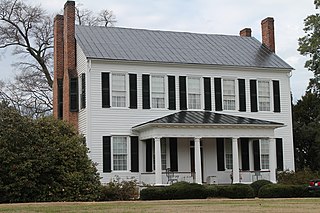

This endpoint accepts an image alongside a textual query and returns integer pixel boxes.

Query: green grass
[0,198,320,213]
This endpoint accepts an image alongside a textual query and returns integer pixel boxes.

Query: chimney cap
[64,0,75,8]
[240,28,252,37]
[261,17,274,24]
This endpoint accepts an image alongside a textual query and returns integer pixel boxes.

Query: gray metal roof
[75,25,292,69]
[133,111,283,128]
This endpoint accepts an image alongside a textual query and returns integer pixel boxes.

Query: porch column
[194,137,202,184]
[154,137,162,185]
[269,138,277,183]
[232,137,240,183]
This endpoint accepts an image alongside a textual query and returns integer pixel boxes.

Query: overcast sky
[0,0,317,101]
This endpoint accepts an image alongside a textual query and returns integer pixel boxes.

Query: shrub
[250,180,273,197]
[220,184,255,199]
[0,104,101,203]
[140,182,207,200]
[100,180,139,201]
[258,184,308,198]
[140,186,167,200]
[277,169,320,185]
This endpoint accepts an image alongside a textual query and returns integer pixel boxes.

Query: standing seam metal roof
[75,25,292,69]
[133,111,283,129]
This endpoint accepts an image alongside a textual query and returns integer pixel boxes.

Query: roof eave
[132,122,284,132]
[86,57,293,71]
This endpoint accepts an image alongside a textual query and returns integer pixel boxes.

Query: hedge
[258,184,308,198]
[140,182,254,200]
[250,180,273,197]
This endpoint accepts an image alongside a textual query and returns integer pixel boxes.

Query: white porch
[132,111,283,185]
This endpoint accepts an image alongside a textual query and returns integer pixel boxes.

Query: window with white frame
[260,139,269,170]
[258,80,270,111]
[188,77,201,109]
[223,79,236,110]
[151,76,165,108]
[225,138,233,170]
[113,136,128,171]
[112,73,126,107]
[152,139,167,170]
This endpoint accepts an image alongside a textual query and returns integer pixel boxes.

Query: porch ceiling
[132,111,284,140]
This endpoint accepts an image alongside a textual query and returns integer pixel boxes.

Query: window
[223,79,236,110]
[188,77,201,109]
[113,136,128,171]
[70,77,78,112]
[151,76,165,108]
[112,74,126,107]
[258,80,270,111]
[81,73,86,109]
[153,139,167,171]
[260,139,269,170]
[225,138,233,170]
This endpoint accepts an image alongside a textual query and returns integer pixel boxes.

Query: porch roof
[133,111,283,129]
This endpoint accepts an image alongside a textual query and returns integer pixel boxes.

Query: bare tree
[0,0,53,88]
[0,0,116,117]
[75,3,116,27]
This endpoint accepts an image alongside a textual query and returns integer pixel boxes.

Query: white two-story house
[53,1,294,185]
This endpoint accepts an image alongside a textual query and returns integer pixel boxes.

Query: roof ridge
[75,24,248,38]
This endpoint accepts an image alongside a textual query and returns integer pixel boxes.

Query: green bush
[250,180,273,197]
[258,184,308,198]
[277,169,320,185]
[219,184,255,199]
[0,104,101,203]
[140,186,167,200]
[140,182,207,200]
[100,180,139,201]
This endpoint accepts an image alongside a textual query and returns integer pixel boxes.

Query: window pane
[260,139,269,169]
[113,136,127,171]
[112,74,126,107]
[188,77,201,109]
[152,76,165,108]
[223,79,235,110]
[258,81,270,111]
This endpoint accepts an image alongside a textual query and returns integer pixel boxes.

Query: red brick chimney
[261,17,275,53]
[53,15,64,119]
[239,28,251,37]
[53,1,78,130]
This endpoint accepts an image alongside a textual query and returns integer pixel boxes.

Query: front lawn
[1,198,320,213]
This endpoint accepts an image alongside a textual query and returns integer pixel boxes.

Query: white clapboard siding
[79,54,294,182]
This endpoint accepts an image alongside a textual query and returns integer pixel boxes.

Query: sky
[0,0,317,101]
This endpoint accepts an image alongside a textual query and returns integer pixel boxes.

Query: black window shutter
[146,139,153,172]
[130,136,139,172]
[204,77,212,111]
[57,79,63,119]
[216,138,225,171]
[168,76,176,110]
[142,74,150,109]
[238,79,246,112]
[129,74,137,109]
[103,136,111,172]
[70,77,78,112]
[276,138,284,171]
[253,140,261,170]
[214,78,222,111]
[102,73,110,108]
[273,80,281,112]
[169,138,178,171]
[179,76,187,110]
[241,138,249,171]
[81,73,86,109]
[250,80,258,112]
